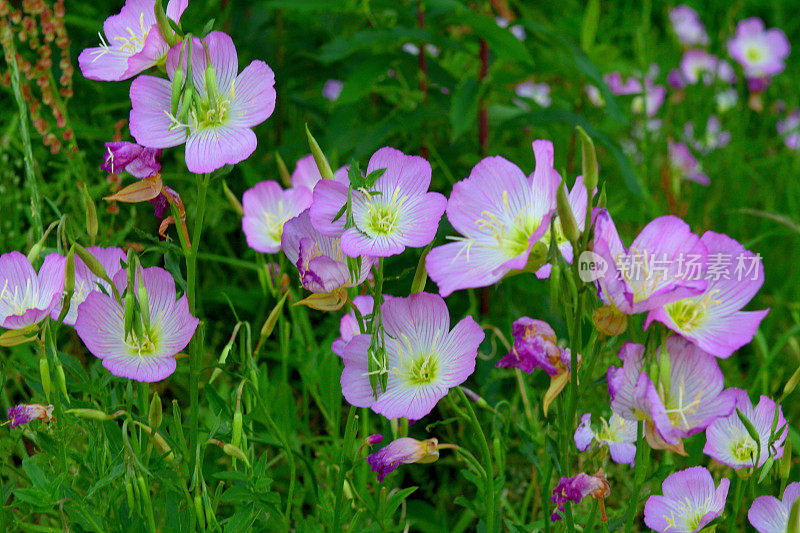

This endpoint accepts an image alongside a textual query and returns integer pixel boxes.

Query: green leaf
[382,486,417,521]
[336,58,390,105]
[449,78,479,141]
[581,0,601,52]
[459,11,534,67]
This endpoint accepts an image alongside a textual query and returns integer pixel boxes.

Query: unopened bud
[788,498,800,533]
[137,269,151,333]
[557,179,580,244]
[203,46,218,102]
[657,347,671,394]
[781,364,800,402]
[125,480,135,516]
[67,408,124,421]
[736,408,762,459]
[82,184,98,243]
[124,291,136,339]
[576,126,598,193]
[222,180,243,217]
[74,243,113,288]
[231,410,243,449]
[39,357,51,401]
[194,494,206,530]
[148,392,162,432]
[780,435,792,481]
[55,363,68,400]
[597,184,606,209]
[154,0,177,46]
[305,124,334,181]
[170,67,184,116]
[275,151,291,188]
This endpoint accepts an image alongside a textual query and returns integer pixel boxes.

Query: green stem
[187,172,210,474]
[456,387,496,533]
[2,31,43,240]
[333,405,357,531]
[624,422,645,532]
[726,475,744,531]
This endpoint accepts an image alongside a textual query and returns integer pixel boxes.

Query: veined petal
[368,147,432,197]
[78,47,130,82]
[185,126,256,173]
[102,354,177,383]
[426,242,508,297]
[341,334,378,408]
[309,180,349,236]
[228,61,276,128]
[129,75,188,148]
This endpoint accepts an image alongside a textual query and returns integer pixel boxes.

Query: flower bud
[148,392,162,432]
[788,497,800,533]
[194,493,206,531]
[557,179,580,244]
[136,269,151,333]
[81,184,98,243]
[170,67,184,117]
[780,435,792,481]
[231,410,243,449]
[275,151,291,188]
[55,363,68,400]
[657,347,671,394]
[781,364,800,402]
[305,124,335,181]
[736,408,762,461]
[74,243,113,289]
[203,51,218,103]
[39,357,51,401]
[67,408,120,421]
[125,480,135,516]
[222,180,243,217]
[154,0,177,46]
[124,290,136,339]
[576,126,598,193]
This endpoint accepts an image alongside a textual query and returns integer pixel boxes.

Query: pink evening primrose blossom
[426,141,558,297]
[7,404,55,429]
[728,18,791,82]
[535,175,591,279]
[748,483,800,533]
[607,338,736,452]
[574,411,637,466]
[683,116,731,155]
[631,80,666,117]
[241,181,312,254]
[551,469,611,522]
[290,154,350,193]
[644,467,730,533]
[322,79,343,102]
[101,142,162,178]
[310,147,446,258]
[51,246,126,327]
[680,50,719,86]
[78,0,188,82]
[703,388,786,469]
[340,293,484,420]
[645,231,768,358]
[777,109,800,150]
[281,210,374,294]
[332,294,376,357]
[669,5,709,47]
[74,266,198,382]
[592,210,708,315]
[366,437,440,482]
[0,251,65,330]
[668,141,709,185]
[129,31,276,173]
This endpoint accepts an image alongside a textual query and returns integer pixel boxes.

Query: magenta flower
[644,467,730,533]
[704,388,786,469]
[669,5,709,47]
[0,252,65,330]
[574,411,637,466]
[748,483,800,533]
[322,79,343,102]
[604,72,642,95]
[608,337,736,451]
[728,18,790,83]
[777,109,800,150]
[366,437,440,482]
[668,141,710,185]
[495,317,575,375]
[631,79,666,117]
[680,50,719,85]
[310,147,446,257]
[332,294,374,357]
[551,470,610,522]
[7,404,55,429]
[241,181,312,254]
[683,116,731,155]
[51,246,126,327]
[101,142,162,178]
[341,293,484,420]
[426,141,558,296]
[74,266,198,382]
[129,31,276,173]
[78,0,188,82]
[592,210,708,315]
[281,210,374,294]
[646,231,768,358]
[290,154,350,193]
[150,185,181,219]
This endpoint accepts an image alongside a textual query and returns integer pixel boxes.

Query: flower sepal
[295,287,349,312]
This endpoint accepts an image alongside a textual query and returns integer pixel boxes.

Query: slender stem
[333,405,357,531]
[2,31,43,240]
[456,386,495,533]
[187,172,210,473]
[624,422,645,532]
[727,475,744,531]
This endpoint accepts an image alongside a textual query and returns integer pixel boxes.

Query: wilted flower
[51,246,126,327]
[322,79,343,102]
[574,411,637,465]
[668,141,710,186]
[669,5,709,47]
[683,116,731,154]
[289,154,350,193]
[74,266,199,382]
[101,142,162,178]
[551,469,610,522]
[646,231,768,357]
[340,293,484,420]
[496,318,562,374]
[241,181,312,254]
[644,467,730,533]
[608,337,736,452]
[281,210,374,294]
[748,482,800,533]
[78,0,189,82]
[592,210,708,315]
[331,294,374,357]
[427,140,558,296]
[777,109,800,150]
[513,81,551,108]
[311,147,446,258]
[704,388,786,469]
[0,252,65,330]
[7,403,55,428]
[130,31,276,173]
[366,437,440,482]
[728,18,790,87]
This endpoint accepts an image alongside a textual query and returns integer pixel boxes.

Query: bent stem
[456,386,496,533]
[187,172,210,471]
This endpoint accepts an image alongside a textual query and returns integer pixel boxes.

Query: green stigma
[407,354,439,385]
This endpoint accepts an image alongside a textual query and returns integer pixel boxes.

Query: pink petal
[129,75,188,148]
[228,61,276,128]
[185,126,257,173]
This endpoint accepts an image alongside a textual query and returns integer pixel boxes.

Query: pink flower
[777,109,800,150]
[129,31,276,173]
[748,483,800,533]
[366,437,440,482]
[322,79,343,102]
[668,140,710,186]
[728,18,790,90]
[0,252,65,330]
[290,154,349,193]
[644,467,729,532]
[7,404,55,429]
[101,142,162,178]
[74,266,198,382]
[551,469,610,522]
[331,294,375,357]
[79,0,189,82]
[603,72,642,95]
[496,317,572,375]
[241,181,312,254]
[574,412,637,465]
[669,5,709,47]
[340,293,484,420]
